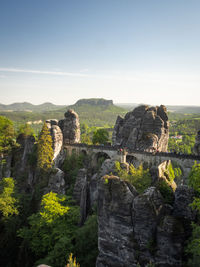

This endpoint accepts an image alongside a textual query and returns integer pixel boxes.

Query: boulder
[112,105,169,152]
[58,109,80,145]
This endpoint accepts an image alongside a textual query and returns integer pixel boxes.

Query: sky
[0,0,200,106]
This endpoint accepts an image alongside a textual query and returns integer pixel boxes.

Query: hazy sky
[0,0,200,105]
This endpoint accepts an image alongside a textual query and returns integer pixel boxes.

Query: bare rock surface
[96,178,190,267]
[112,105,169,152]
[46,168,65,194]
[194,130,200,155]
[46,119,64,167]
[58,109,80,145]
[96,176,137,267]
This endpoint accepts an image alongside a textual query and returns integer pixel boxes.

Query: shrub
[115,161,152,193]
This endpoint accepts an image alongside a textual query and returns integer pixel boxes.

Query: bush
[157,179,174,205]
[115,161,152,193]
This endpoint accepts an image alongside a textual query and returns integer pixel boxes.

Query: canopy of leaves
[18,193,80,267]
[0,177,18,218]
[92,128,109,145]
[0,116,15,153]
[186,163,200,265]
[37,122,54,170]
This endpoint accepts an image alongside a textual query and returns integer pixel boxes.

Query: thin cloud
[0,67,91,78]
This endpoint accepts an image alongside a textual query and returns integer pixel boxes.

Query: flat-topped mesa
[194,130,200,155]
[112,104,169,152]
[75,98,113,106]
[58,109,80,145]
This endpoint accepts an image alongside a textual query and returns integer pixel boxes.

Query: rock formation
[96,176,194,267]
[112,105,169,152]
[58,109,80,145]
[194,130,200,155]
[46,119,64,167]
[46,168,65,194]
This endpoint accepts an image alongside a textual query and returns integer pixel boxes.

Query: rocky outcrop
[75,98,113,106]
[112,105,169,152]
[96,175,193,267]
[73,168,87,205]
[194,130,200,155]
[46,119,64,167]
[173,185,196,221]
[46,168,65,194]
[96,176,138,267]
[58,109,80,145]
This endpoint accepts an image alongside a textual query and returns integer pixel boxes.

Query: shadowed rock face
[96,176,194,267]
[112,105,169,152]
[194,130,200,155]
[58,109,80,145]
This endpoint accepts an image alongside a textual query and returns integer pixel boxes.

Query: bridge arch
[91,151,111,167]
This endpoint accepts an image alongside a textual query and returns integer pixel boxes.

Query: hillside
[0,102,66,112]
[0,98,128,128]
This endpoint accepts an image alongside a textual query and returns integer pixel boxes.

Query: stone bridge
[65,143,200,180]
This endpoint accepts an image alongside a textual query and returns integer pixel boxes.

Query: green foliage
[18,193,80,267]
[39,192,69,224]
[168,134,196,154]
[157,179,174,205]
[115,161,152,193]
[186,163,200,265]
[0,178,19,218]
[164,163,175,183]
[17,123,34,137]
[186,223,200,266]
[74,214,98,267]
[63,152,84,195]
[37,122,54,170]
[188,163,200,192]
[67,253,80,267]
[0,115,15,153]
[92,128,109,145]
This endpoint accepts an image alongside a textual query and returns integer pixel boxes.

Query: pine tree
[37,122,54,170]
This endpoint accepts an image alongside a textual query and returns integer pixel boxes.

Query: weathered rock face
[96,176,194,267]
[112,105,169,152]
[194,130,200,155]
[58,109,80,145]
[46,168,65,194]
[46,119,64,167]
[96,176,138,267]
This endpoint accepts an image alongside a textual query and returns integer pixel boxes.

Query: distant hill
[0,102,66,112]
[0,98,128,127]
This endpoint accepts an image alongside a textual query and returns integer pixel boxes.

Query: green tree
[37,122,54,170]
[0,116,15,153]
[74,214,98,267]
[17,123,34,137]
[18,192,80,267]
[0,177,18,218]
[92,128,109,145]
[186,163,200,265]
